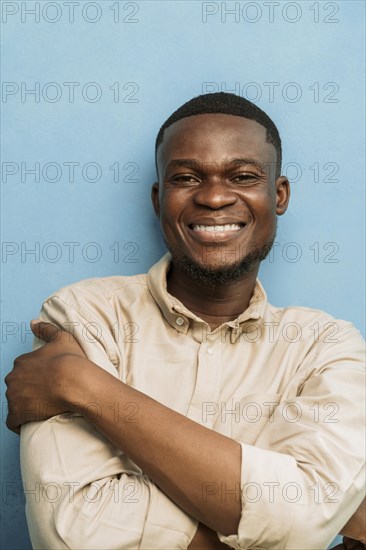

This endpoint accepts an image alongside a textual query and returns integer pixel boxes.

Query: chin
[167,242,273,287]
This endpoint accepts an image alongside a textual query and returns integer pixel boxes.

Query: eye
[231,173,259,185]
[170,174,200,185]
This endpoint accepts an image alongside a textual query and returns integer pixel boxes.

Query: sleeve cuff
[218,443,304,549]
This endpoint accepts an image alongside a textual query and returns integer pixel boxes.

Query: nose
[193,176,237,210]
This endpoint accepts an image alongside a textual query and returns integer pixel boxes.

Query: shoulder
[267,301,363,333]
[265,302,365,367]
[43,273,148,308]
[39,273,152,328]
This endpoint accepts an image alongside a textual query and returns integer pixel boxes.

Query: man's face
[152,113,290,284]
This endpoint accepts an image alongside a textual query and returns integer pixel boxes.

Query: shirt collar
[147,252,268,334]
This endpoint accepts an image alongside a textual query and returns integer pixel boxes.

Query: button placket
[187,339,222,427]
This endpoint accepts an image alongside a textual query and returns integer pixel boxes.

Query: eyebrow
[165,158,266,172]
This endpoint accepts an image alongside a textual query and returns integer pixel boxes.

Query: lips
[186,220,247,243]
[191,223,242,232]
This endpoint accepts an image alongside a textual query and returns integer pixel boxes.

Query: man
[5,93,365,549]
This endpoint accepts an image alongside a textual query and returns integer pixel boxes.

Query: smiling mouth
[189,223,244,233]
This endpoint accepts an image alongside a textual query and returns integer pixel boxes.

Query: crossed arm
[5,321,366,549]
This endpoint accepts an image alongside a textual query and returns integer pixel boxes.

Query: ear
[151,182,160,217]
[275,176,290,215]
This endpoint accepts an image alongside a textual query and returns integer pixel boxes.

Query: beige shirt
[20,253,365,549]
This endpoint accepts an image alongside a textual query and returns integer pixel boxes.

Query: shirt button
[207,346,214,355]
[175,316,185,326]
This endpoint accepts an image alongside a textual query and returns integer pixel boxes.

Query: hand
[5,320,86,434]
[332,537,366,550]
[340,498,366,545]
[188,523,228,549]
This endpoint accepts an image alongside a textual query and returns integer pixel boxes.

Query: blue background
[1,1,365,548]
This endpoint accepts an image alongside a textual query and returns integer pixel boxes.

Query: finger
[343,538,366,550]
[30,320,61,343]
[7,424,20,435]
[6,406,21,435]
[7,424,20,436]
[6,417,20,435]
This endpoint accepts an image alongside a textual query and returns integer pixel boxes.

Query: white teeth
[192,224,242,232]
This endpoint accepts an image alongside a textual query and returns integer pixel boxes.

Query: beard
[164,235,276,287]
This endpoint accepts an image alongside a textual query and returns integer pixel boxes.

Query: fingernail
[30,319,41,327]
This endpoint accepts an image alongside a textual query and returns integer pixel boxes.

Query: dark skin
[152,114,289,329]
[5,114,365,548]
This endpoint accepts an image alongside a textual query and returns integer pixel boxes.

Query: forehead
[157,113,276,170]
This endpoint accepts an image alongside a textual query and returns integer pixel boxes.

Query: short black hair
[155,92,282,178]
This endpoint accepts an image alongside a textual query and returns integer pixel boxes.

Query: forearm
[69,358,241,535]
[9,317,366,547]
[20,416,198,549]
[188,524,229,549]
[340,499,366,544]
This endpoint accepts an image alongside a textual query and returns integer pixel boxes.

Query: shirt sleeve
[218,323,365,550]
[20,293,198,550]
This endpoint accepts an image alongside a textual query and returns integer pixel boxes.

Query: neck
[167,264,259,329]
